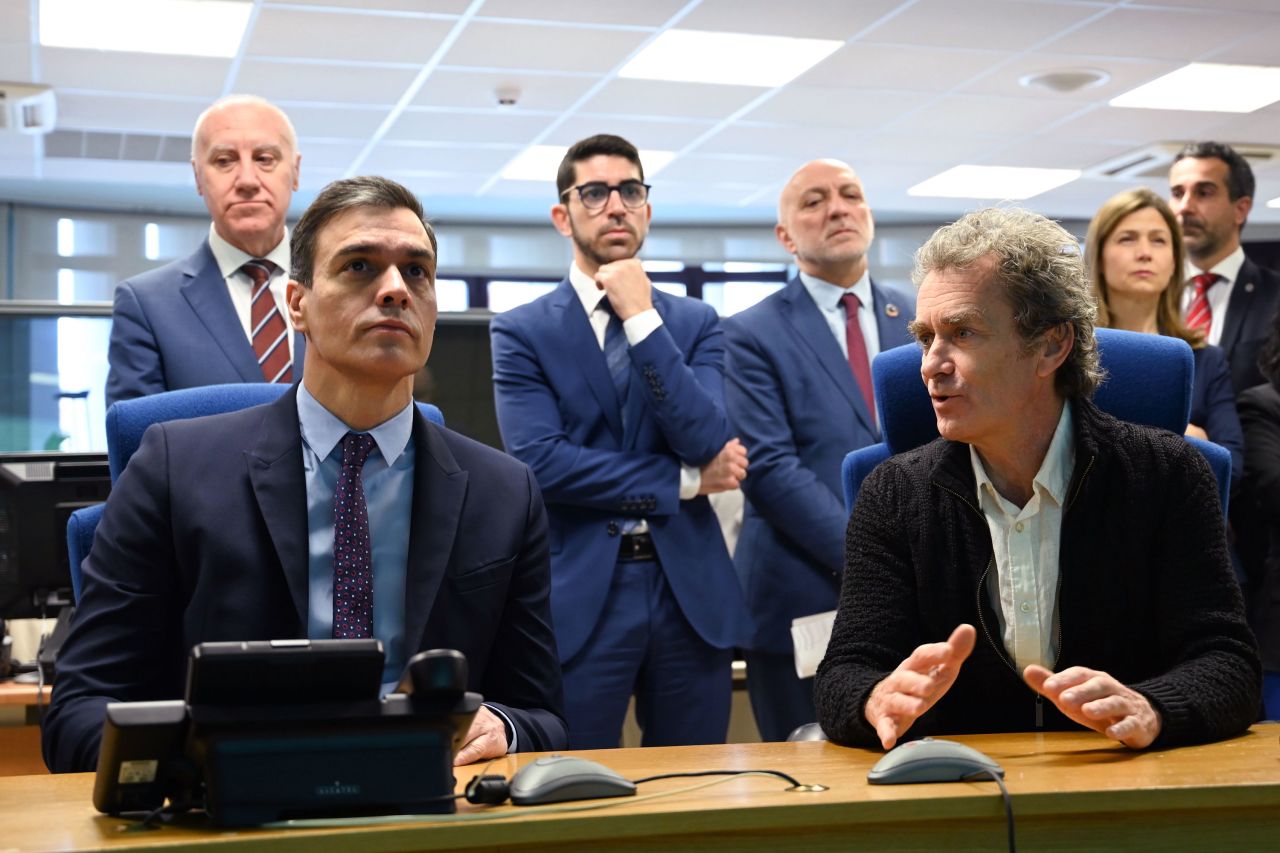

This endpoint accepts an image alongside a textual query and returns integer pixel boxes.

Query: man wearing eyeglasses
[490,134,751,749]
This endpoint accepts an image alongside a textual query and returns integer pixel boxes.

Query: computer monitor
[0,452,111,618]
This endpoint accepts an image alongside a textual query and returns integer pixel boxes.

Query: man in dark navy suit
[105,95,306,407]
[1170,141,1280,395]
[724,159,914,741]
[45,176,566,772]
[491,134,750,749]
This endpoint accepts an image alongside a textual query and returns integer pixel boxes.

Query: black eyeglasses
[561,180,651,210]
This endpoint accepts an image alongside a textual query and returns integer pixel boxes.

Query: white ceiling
[3,0,1280,226]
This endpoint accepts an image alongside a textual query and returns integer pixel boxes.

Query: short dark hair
[555,134,644,200]
[290,176,435,286]
[1174,141,1255,201]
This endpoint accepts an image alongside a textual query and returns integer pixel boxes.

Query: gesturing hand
[864,624,976,749]
[1023,665,1162,748]
[698,438,748,495]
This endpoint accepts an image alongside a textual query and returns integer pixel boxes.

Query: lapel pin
[885,303,900,318]
[1246,282,1255,293]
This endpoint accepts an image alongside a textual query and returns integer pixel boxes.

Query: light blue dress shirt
[297,384,414,694]
[798,270,883,361]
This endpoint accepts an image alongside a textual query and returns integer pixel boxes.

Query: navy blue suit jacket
[43,387,566,772]
[724,276,914,653]
[105,240,306,408]
[1191,344,1244,489]
[1219,256,1280,395]
[490,280,750,663]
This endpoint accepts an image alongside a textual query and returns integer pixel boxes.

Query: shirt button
[1019,601,1032,613]
[1014,521,1025,533]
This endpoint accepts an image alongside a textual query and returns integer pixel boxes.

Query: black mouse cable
[962,767,1016,853]
[630,769,806,788]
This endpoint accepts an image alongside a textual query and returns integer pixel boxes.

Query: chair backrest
[69,385,445,603]
[843,328,1229,513]
[105,384,444,481]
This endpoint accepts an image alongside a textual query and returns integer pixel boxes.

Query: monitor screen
[0,452,111,618]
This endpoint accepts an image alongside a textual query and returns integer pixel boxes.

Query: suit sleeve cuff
[483,702,517,753]
[623,309,662,345]
[679,463,701,500]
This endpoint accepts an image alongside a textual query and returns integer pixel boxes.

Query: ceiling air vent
[45,129,192,163]
[1089,142,1280,181]
[0,82,57,135]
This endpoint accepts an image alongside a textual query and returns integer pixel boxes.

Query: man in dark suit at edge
[44,176,566,772]
[106,95,306,407]
[724,159,914,741]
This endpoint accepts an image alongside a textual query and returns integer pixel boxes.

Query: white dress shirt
[206,224,294,359]
[971,400,1074,672]
[568,264,701,502]
[1181,245,1246,347]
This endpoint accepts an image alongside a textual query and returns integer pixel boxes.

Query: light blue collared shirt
[297,384,414,694]
[799,270,883,362]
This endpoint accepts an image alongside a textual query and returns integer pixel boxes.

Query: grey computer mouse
[866,737,1004,784]
[509,755,638,806]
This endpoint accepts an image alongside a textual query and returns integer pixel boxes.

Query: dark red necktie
[840,292,876,421]
[332,432,377,639]
[243,259,293,383]
[1185,272,1218,335]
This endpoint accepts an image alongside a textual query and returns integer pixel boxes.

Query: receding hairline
[191,95,297,160]
[777,158,862,223]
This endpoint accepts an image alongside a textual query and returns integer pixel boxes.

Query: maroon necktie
[1185,272,1218,335]
[839,292,876,421]
[332,432,377,640]
[243,259,293,383]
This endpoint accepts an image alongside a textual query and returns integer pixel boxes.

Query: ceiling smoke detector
[1018,68,1111,94]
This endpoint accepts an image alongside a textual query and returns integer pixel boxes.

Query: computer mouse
[866,737,1004,785]
[509,755,638,806]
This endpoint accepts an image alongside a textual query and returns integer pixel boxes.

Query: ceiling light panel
[39,0,251,58]
[908,165,1081,199]
[618,30,842,88]
[1110,63,1280,113]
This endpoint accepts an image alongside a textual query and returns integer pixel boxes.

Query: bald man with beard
[724,159,914,740]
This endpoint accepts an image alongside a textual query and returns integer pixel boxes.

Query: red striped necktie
[1185,272,1219,335]
[243,259,293,384]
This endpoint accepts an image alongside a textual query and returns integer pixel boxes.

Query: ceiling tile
[859,0,1100,52]
[40,48,227,98]
[1195,103,1280,154]
[1200,19,1280,66]
[478,0,686,27]
[696,123,875,159]
[580,79,763,121]
[55,93,203,136]
[1042,8,1262,61]
[656,154,794,186]
[247,8,454,64]
[295,140,366,170]
[1049,105,1238,145]
[679,0,906,39]
[270,0,472,10]
[743,87,931,129]
[442,21,649,73]
[1149,0,1280,9]
[979,138,1142,171]
[234,60,417,105]
[960,54,1182,102]
[483,178,560,199]
[414,69,600,111]
[548,116,716,152]
[285,104,391,139]
[650,183,760,207]
[0,42,32,81]
[890,93,1084,137]
[796,43,1011,92]
[385,110,554,144]
[361,143,520,174]
[841,131,1002,166]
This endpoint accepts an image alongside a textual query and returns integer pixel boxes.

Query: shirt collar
[1184,244,1246,285]
[569,263,609,317]
[970,399,1075,511]
[799,269,872,313]
[296,382,414,466]
[208,222,290,280]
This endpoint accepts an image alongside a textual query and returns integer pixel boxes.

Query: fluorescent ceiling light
[1109,63,1280,113]
[908,165,1081,200]
[1268,197,1280,209]
[618,30,842,88]
[501,145,675,182]
[40,0,252,58]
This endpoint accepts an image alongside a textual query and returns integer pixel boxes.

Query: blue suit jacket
[1219,256,1280,395]
[490,280,750,662]
[724,276,914,653]
[43,387,566,772]
[1191,343,1244,490]
[105,240,306,408]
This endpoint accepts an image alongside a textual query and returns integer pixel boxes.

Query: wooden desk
[2,726,1278,852]
[0,680,50,777]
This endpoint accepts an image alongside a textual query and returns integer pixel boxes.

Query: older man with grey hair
[815,207,1259,751]
[106,95,304,406]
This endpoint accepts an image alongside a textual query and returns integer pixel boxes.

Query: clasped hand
[864,623,1161,749]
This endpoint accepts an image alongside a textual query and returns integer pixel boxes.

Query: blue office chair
[841,328,1232,515]
[66,384,444,603]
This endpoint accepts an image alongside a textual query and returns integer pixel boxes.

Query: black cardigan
[815,398,1260,749]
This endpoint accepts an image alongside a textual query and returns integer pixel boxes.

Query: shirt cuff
[483,702,517,753]
[623,309,662,345]
[679,463,701,500]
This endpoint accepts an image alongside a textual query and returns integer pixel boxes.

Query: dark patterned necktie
[839,292,876,421]
[1185,272,1219,335]
[601,300,631,426]
[332,432,377,639]
[243,259,293,383]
